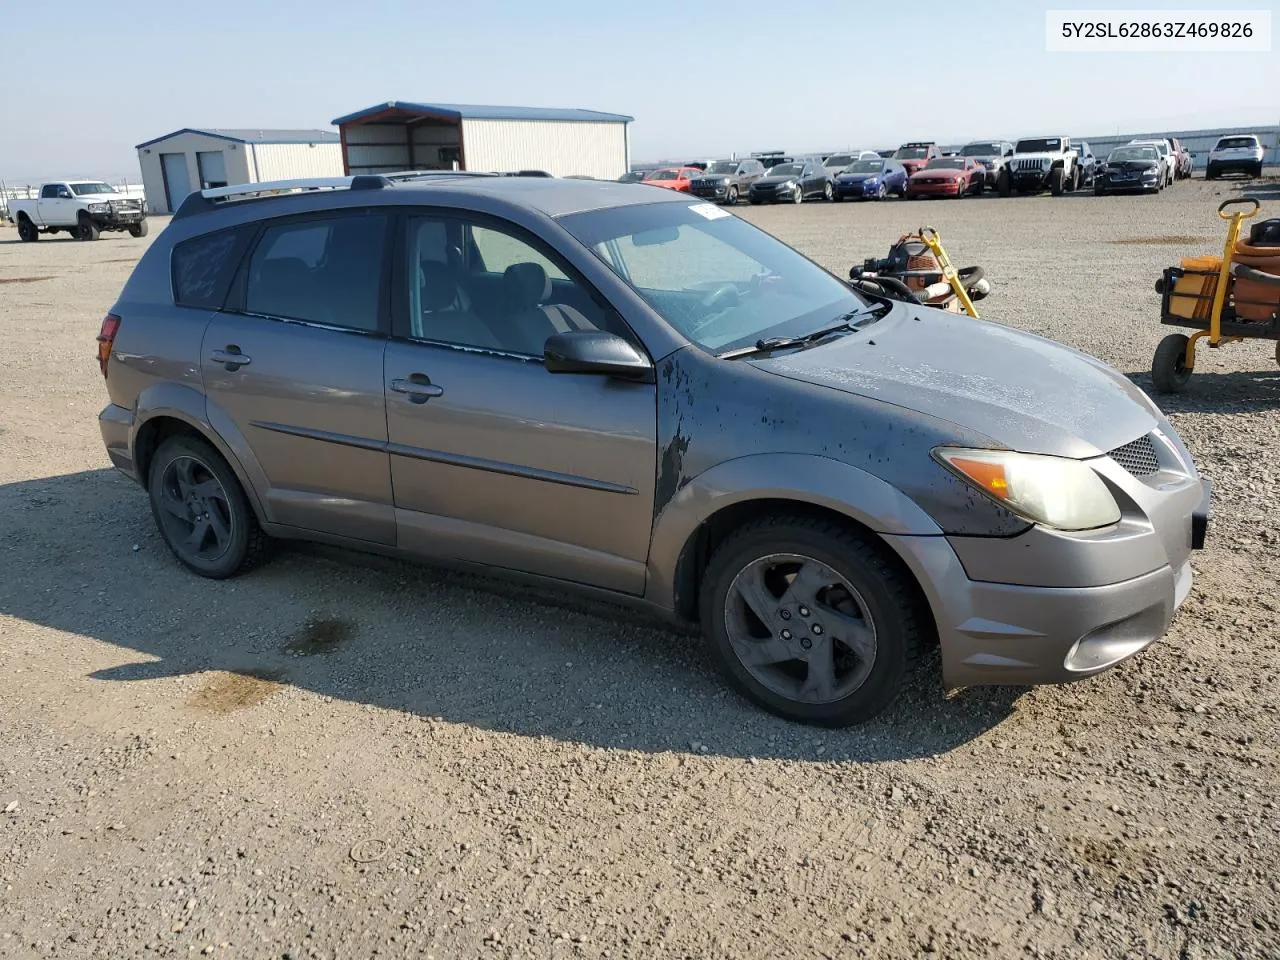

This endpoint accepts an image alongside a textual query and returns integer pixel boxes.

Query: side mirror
[1005,150,1014,157]
[544,330,653,380]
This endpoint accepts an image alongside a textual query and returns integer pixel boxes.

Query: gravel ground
[1,177,1278,960]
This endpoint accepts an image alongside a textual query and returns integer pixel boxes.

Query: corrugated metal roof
[135,128,340,149]
[332,101,634,126]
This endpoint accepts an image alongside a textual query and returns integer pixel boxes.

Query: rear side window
[172,227,252,309]
[244,213,388,332]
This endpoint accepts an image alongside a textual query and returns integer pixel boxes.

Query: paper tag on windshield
[688,202,731,220]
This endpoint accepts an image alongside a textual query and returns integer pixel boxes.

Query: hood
[749,305,1156,458]
[756,174,799,186]
[693,173,731,183]
[1106,160,1159,172]
[82,191,133,201]
[910,168,962,180]
[837,172,878,183]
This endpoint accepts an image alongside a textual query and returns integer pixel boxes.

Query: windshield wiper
[718,308,878,359]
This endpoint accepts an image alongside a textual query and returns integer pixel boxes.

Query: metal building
[332,102,633,180]
[135,128,343,214]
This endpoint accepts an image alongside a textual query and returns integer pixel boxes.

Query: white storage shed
[135,128,343,214]
[332,101,633,181]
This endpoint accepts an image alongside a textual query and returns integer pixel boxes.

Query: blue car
[833,158,908,201]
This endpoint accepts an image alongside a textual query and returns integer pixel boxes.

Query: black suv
[689,159,766,205]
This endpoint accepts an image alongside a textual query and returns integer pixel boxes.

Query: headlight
[88,202,109,213]
[864,178,878,186]
[934,448,1121,531]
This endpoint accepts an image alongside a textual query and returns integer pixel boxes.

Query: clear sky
[2,0,1277,181]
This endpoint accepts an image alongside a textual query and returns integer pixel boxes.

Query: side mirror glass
[544,330,653,380]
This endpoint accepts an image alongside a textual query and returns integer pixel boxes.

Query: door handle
[211,346,251,370]
[390,376,444,404]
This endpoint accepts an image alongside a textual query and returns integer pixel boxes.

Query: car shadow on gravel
[1127,369,1280,413]
[0,468,1025,763]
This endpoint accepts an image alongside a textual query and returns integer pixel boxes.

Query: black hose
[851,275,921,303]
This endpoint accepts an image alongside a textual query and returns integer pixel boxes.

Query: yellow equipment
[919,227,980,318]
[1151,197,1280,392]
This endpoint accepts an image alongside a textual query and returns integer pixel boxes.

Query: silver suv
[97,173,1210,726]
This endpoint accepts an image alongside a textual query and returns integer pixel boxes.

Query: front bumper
[1009,170,1052,191]
[884,469,1210,688]
[1096,172,1160,192]
[907,181,963,198]
[691,183,731,201]
[748,188,795,203]
[834,180,878,199]
[99,403,138,481]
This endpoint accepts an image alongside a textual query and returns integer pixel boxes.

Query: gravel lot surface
[2,177,1278,959]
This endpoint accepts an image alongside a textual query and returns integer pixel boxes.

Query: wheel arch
[131,383,270,526]
[647,454,943,629]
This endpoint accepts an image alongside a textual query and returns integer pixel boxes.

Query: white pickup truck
[7,181,148,242]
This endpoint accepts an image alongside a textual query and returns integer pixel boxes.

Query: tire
[77,215,100,241]
[129,219,149,238]
[997,170,1011,197]
[1205,164,1217,181]
[1275,341,1280,367]
[1094,185,1104,197]
[1253,164,1264,179]
[699,514,923,727]
[1151,333,1193,393]
[16,216,38,242]
[877,182,886,200]
[823,182,833,202]
[792,184,803,204]
[1049,167,1064,196]
[147,435,272,579]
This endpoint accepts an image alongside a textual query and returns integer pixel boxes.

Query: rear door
[383,210,657,594]
[200,209,396,544]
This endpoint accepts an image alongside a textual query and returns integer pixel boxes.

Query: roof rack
[173,175,391,219]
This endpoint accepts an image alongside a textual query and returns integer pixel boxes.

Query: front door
[161,153,193,212]
[201,209,396,544]
[384,211,657,594]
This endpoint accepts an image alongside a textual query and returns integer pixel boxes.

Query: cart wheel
[1154,277,1165,295]
[1152,333,1193,393]
[1275,341,1280,367]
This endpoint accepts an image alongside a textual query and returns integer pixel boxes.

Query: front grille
[1013,158,1048,173]
[1108,434,1160,478]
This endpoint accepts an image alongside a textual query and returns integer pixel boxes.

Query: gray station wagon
[97,172,1210,726]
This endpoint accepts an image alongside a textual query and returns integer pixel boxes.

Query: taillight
[97,313,121,378]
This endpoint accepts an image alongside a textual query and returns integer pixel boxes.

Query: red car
[892,141,940,176]
[906,157,985,199]
[643,167,701,192]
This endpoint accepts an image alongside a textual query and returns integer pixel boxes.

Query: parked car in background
[959,140,1014,188]
[748,160,832,204]
[1206,135,1265,179]
[1168,138,1193,180]
[1094,144,1165,195]
[1075,141,1098,187]
[833,158,908,201]
[97,173,1210,727]
[751,151,793,171]
[8,180,148,242]
[892,142,940,176]
[906,157,984,199]
[683,160,716,172]
[618,170,648,183]
[999,136,1081,196]
[822,150,880,178]
[1128,139,1176,186]
[876,149,895,159]
[689,158,766,205]
[643,167,702,192]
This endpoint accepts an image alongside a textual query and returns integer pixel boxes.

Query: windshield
[1015,138,1061,153]
[846,159,884,173]
[705,161,737,174]
[824,154,854,168]
[1217,137,1258,149]
[559,202,866,354]
[69,182,116,195]
[1109,147,1157,163]
[1133,141,1168,155]
[925,158,964,170]
[961,143,1001,156]
[647,169,680,181]
[894,146,929,159]
[768,163,804,177]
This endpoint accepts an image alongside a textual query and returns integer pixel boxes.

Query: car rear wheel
[699,515,923,727]
[1151,333,1193,393]
[148,435,272,579]
[16,217,38,242]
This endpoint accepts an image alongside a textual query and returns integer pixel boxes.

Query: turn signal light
[97,313,121,378]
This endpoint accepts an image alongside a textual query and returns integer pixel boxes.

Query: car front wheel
[699,515,923,727]
[148,435,272,578]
